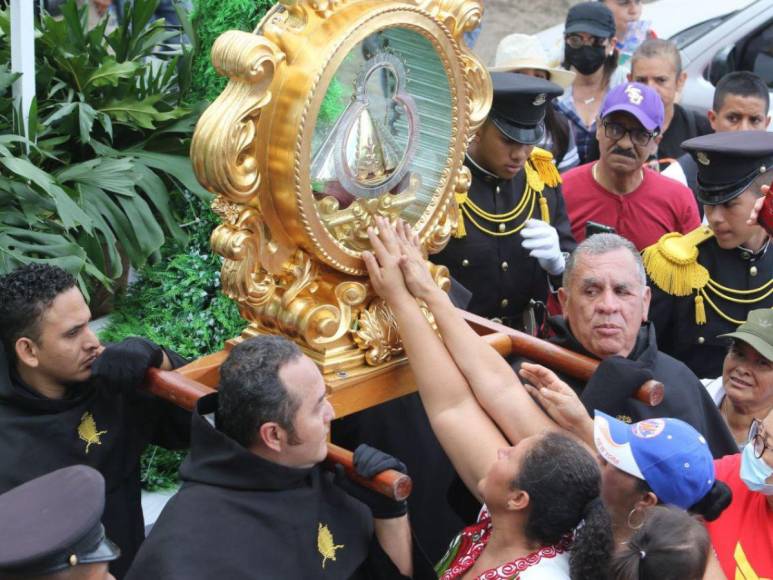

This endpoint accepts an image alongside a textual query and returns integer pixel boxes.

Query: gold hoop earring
[627,507,645,530]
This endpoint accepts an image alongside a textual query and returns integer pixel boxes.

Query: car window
[736,18,773,86]
[670,12,740,50]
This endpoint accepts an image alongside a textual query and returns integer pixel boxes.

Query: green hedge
[102,0,274,490]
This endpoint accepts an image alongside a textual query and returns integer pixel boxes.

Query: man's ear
[506,488,530,512]
[258,422,285,453]
[707,109,718,132]
[641,285,652,323]
[557,287,569,314]
[15,338,39,369]
[675,71,687,93]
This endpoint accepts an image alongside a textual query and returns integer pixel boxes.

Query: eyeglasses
[602,120,658,147]
[749,418,772,459]
[565,34,608,50]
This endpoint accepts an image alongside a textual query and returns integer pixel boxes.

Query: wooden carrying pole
[463,311,664,406]
[143,368,413,502]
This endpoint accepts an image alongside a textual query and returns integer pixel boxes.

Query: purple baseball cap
[600,82,665,133]
[593,411,715,510]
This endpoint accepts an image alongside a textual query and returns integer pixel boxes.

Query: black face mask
[564,44,607,76]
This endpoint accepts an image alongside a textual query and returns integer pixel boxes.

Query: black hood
[0,348,94,414]
[180,393,315,492]
[547,316,658,365]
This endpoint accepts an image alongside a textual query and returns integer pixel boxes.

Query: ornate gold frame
[191,0,491,374]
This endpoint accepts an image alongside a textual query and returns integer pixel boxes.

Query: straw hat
[490,33,576,89]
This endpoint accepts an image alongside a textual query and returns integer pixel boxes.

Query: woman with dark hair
[611,506,710,580]
[556,2,627,164]
[363,218,613,579]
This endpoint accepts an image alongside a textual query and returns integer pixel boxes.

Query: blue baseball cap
[593,411,715,510]
[600,82,665,133]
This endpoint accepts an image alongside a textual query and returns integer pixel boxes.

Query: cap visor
[565,21,613,38]
[79,538,121,566]
[488,63,576,89]
[717,331,773,362]
[593,411,645,479]
[602,104,659,132]
[696,181,749,206]
[491,117,544,145]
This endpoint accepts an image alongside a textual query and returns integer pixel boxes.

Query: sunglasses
[565,34,609,50]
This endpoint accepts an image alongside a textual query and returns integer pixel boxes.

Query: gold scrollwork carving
[460,53,491,137]
[211,195,241,225]
[191,31,285,205]
[354,298,403,366]
[307,280,368,347]
[413,0,482,40]
[277,0,351,20]
[211,208,276,309]
[316,175,420,251]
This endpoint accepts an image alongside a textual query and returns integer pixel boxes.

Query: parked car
[676,0,773,121]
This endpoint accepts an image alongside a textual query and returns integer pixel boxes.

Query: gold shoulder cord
[454,148,560,238]
[642,227,772,325]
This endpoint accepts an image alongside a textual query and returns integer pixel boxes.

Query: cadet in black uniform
[0,264,191,578]
[645,131,773,379]
[432,72,577,331]
[0,465,120,579]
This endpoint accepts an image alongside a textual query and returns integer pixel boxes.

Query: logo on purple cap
[624,85,644,106]
[631,419,665,439]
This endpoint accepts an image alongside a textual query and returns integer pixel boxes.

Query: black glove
[581,356,654,417]
[334,444,408,519]
[91,337,164,393]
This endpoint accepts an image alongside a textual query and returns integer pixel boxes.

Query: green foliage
[141,445,186,491]
[0,0,211,296]
[188,0,275,104]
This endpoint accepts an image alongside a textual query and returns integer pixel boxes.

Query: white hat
[490,33,576,89]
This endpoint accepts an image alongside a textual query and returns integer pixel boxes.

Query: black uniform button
[495,185,501,194]
[498,223,506,232]
[501,261,509,271]
[750,265,758,276]
[698,337,705,344]
[741,252,751,261]
[462,259,470,267]
[500,298,509,308]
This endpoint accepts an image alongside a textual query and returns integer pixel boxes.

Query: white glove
[521,219,565,276]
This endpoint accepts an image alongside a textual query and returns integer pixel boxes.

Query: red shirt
[561,163,701,250]
[707,454,773,579]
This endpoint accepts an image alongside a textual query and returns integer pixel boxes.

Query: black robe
[127,394,421,580]
[518,318,737,458]
[648,237,773,379]
[431,157,576,328]
[0,348,191,578]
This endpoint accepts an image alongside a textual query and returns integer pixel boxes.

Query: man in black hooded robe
[126,335,431,580]
[0,264,191,578]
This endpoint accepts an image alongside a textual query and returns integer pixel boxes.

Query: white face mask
[740,441,773,495]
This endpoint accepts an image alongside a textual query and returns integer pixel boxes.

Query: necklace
[583,96,596,105]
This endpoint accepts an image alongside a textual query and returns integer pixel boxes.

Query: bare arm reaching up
[392,220,556,444]
[362,217,507,499]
